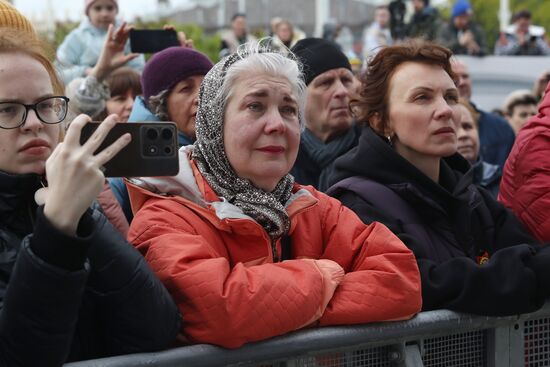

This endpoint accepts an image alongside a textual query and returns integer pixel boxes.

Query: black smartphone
[129,29,180,53]
[80,122,179,177]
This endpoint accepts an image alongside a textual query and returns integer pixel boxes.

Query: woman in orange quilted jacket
[126,41,422,348]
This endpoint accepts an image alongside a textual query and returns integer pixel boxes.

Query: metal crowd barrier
[65,302,550,367]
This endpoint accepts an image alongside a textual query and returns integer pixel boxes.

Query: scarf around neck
[301,126,357,191]
[192,47,296,240]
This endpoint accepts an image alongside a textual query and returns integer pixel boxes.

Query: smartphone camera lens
[146,128,159,140]
[164,146,173,155]
[161,128,173,140]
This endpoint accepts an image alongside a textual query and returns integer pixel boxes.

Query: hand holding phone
[42,115,131,235]
[129,29,180,53]
[79,121,179,177]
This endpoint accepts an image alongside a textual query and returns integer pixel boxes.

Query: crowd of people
[1,0,550,365]
[360,0,550,59]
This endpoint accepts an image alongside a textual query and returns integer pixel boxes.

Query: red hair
[354,39,456,134]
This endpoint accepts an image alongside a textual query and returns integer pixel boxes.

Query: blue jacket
[476,106,515,169]
[472,158,501,198]
[55,18,145,84]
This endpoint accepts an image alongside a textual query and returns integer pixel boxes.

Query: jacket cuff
[29,206,94,271]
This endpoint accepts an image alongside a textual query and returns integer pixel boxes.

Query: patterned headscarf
[193,43,303,240]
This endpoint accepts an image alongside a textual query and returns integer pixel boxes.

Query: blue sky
[14,0,193,22]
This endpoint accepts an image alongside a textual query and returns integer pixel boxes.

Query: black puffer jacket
[0,171,180,367]
[328,126,550,316]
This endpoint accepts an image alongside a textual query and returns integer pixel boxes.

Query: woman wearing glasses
[0,28,179,366]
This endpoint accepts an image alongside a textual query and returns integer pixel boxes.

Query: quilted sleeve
[499,129,550,243]
[315,194,422,325]
[129,199,339,348]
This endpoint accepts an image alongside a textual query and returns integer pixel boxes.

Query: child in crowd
[55,0,145,84]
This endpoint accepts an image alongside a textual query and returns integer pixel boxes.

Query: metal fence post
[487,322,524,367]
[509,321,526,366]
[392,342,424,367]
[487,325,511,367]
[404,343,424,367]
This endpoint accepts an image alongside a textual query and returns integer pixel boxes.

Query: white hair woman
[127,41,421,348]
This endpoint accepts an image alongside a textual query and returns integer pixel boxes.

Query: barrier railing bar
[65,302,550,367]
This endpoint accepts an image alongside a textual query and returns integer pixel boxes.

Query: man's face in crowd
[304,68,355,142]
[413,0,426,12]
[376,8,391,29]
[515,17,530,34]
[453,13,471,30]
[507,103,537,134]
[452,60,472,100]
[232,16,247,38]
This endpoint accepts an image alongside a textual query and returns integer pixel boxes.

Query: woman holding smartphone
[0,28,179,366]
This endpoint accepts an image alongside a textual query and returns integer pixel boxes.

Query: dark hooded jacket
[407,5,440,41]
[327,126,550,316]
[0,170,180,367]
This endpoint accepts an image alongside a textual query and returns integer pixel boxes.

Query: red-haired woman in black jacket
[329,39,550,316]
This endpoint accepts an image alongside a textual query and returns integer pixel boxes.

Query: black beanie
[291,38,351,86]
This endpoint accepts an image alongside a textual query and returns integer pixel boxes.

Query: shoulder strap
[327,176,418,223]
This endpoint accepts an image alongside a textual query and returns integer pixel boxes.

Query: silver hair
[192,39,304,240]
[147,89,170,121]
[216,39,307,130]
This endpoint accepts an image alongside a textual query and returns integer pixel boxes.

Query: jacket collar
[472,158,501,187]
[332,126,475,210]
[127,146,318,230]
[128,96,159,123]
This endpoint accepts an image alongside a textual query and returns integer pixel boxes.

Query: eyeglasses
[0,96,69,129]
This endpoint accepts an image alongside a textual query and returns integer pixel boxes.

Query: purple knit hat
[141,47,214,103]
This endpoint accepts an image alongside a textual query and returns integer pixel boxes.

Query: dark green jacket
[437,20,488,56]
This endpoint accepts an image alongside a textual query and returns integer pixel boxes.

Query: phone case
[79,122,180,177]
[129,29,180,53]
